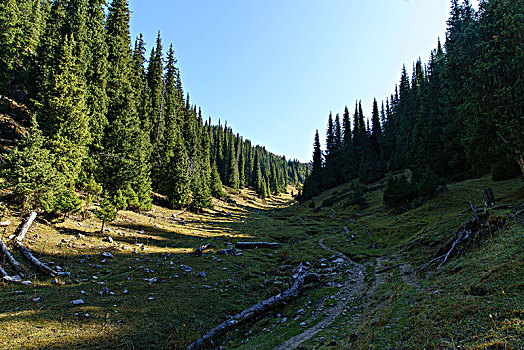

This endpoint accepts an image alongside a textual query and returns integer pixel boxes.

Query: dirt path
[272,238,366,350]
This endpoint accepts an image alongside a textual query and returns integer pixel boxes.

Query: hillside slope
[0,177,522,349]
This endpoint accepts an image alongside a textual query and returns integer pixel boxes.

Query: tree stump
[482,188,496,209]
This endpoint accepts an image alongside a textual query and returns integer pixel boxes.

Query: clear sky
[128,0,477,162]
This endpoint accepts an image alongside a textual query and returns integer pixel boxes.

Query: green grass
[1,176,523,349]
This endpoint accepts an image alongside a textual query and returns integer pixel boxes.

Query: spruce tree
[85,0,109,149]
[312,130,322,175]
[370,98,381,160]
[342,106,351,147]
[102,0,152,210]
[210,163,223,198]
[326,112,335,155]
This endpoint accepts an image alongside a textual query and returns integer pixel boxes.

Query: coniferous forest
[0,0,308,216]
[301,0,523,203]
[0,1,523,349]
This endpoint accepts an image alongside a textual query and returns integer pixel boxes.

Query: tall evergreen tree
[370,98,381,160]
[102,0,152,210]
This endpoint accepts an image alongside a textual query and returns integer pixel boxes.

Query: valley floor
[0,177,523,349]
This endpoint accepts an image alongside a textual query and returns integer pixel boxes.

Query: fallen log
[187,268,318,350]
[0,220,10,227]
[14,211,37,243]
[0,268,29,284]
[0,237,24,276]
[14,242,61,277]
[420,199,491,271]
[234,242,281,249]
[193,243,211,256]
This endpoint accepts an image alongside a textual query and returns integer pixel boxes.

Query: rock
[71,299,85,305]
[105,236,113,243]
[123,290,128,294]
[198,271,207,278]
[180,265,192,272]
[333,258,344,264]
[281,317,287,323]
[101,252,114,259]
[32,297,41,302]
[76,233,85,239]
[0,220,10,227]
[148,297,155,300]
[146,277,158,283]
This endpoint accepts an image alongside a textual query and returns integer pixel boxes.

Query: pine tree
[102,0,152,210]
[147,32,165,145]
[342,105,351,147]
[237,138,246,188]
[326,112,335,155]
[0,128,64,211]
[85,0,109,149]
[161,129,190,208]
[370,98,381,160]
[312,130,322,175]
[38,34,90,184]
[334,114,342,148]
[210,163,223,198]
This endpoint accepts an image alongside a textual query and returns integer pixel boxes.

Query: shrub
[383,174,415,208]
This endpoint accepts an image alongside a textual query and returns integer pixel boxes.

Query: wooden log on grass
[193,243,211,256]
[14,242,60,277]
[0,237,24,276]
[187,269,318,350]
[234,241,281,249]
[14,211,37,243]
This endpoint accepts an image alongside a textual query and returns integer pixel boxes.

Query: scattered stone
[180,265,192,272]
[198,271,207,278]
[71,299,85,305]
[123,290,128,294]
[105,236,113,243]
[0,220,11,227]
[101,252,114,259]
[32,297,41,302]
[148,297,155,300]
[333,258,344,264]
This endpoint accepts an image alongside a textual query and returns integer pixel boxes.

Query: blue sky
[129,0,477,162]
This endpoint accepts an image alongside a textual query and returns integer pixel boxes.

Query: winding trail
[272,238,366,350]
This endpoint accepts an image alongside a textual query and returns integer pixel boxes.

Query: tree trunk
[15,211,37,243]
[187,269,318,350]
[14,242,60,277]
[482,188,496,209]
[0,237,24,276]
[235,242,281,249]
[518,151,524,176]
